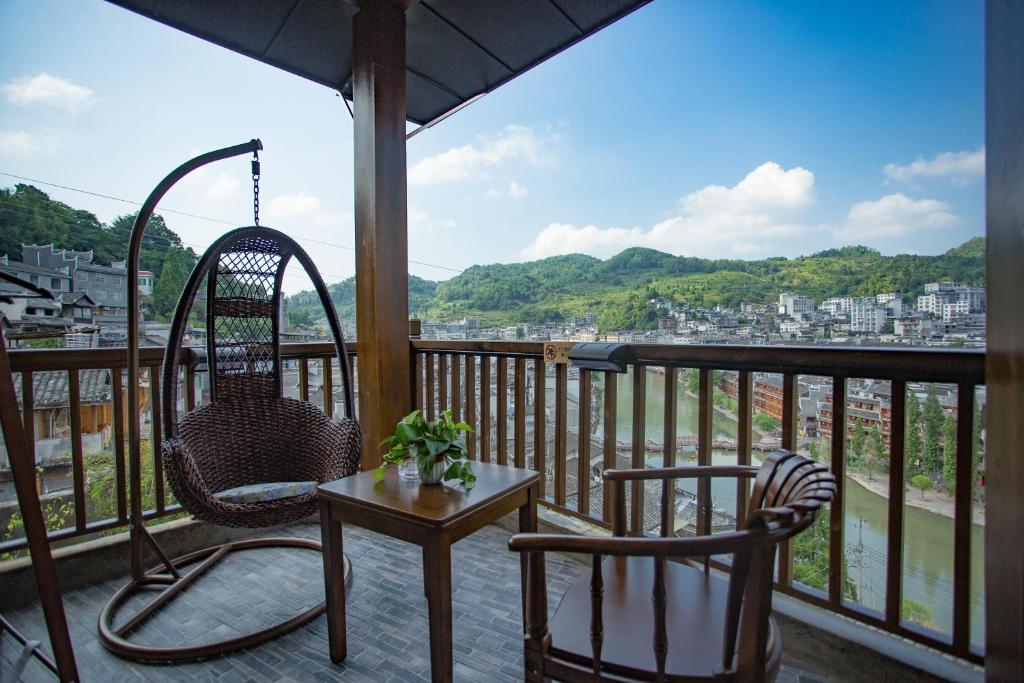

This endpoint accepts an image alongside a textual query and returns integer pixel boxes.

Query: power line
[0,202,351,284]
[0,171,463,273]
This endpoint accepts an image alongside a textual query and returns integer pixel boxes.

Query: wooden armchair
[508,450,835,682]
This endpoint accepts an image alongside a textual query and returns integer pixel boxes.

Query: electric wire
[0,171,463,273]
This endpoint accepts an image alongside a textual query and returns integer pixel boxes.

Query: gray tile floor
[1,522,827,681]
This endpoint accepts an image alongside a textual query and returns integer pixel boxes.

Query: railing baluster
[184,364,196,411]
[21,371,35,467]
[696,369,713,539]
[736,371,752,529]
[425,352,436,420]
[438,354,449,412]
[323,356,334,418]
[578,369,592,517]
[630,367,646,535]
[534,360,547,497]
[497,358,508,465]
[828,376,847,606]
[554,363,567,506]
[662,367,677,537]
[602,372,617,522]
[885,379,907,627]
[778,373,799,586]
[450,354,461,423]
[953,382,975,656]
[465,355,476,460]
[112,367,127,522]
[515,358,526,468]
[151,369,165,515]
[68,369,86,531]
[480,356,491,463]
[298,358,309,402]
[590,554,604,675]
[411,353,422,416]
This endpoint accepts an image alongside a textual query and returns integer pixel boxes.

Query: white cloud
[485,180,528,199]
[409,125,546,186]
[263,192,348,227]
[520,161,818,260]
[883,147,984,186]
[4,73,94,113]
[410,207,457,230]
[0,130,62,156]
[836,193,958,240]
[203,172,240,202]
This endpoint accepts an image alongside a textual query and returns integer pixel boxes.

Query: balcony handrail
[3,339,987,665]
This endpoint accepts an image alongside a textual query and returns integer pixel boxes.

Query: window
[52,277,62,289]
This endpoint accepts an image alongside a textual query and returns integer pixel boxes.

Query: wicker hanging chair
[99,222,361,662]
[160,226,361,527]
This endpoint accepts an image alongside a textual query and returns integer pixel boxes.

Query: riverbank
[845,468,985,527]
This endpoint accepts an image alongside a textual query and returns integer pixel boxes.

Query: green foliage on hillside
[285,274,438,326]
[284,237,985,332]
[0,184,197,320]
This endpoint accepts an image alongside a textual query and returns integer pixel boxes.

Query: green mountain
[285,239,985,332]
[0,184,198,319]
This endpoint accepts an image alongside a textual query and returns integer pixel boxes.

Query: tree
[905,393,923,476]
[850,420,866,463]
[793,513,857,600]
[865,424,884,480]
[808,440,820,462]
[753,411,780,433]
[972,402,984,486]
[941,414,958,490]
[922,387,944,475]
[152,247,196,320]
[911,474,933,499]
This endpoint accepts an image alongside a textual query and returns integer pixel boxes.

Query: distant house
[3,369,114,467]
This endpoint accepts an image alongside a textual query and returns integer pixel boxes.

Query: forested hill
[286,238,985,332]
[0,183,197,319]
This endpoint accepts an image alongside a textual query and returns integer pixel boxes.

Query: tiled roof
[12,368,112,408]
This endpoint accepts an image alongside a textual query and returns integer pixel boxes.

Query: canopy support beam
[353,0,410,468]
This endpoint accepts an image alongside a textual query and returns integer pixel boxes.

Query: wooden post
[352,0,410,469]
[985,1,1024,676]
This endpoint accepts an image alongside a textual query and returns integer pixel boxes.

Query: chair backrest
[161,226,355,439]
[723,450,836,677]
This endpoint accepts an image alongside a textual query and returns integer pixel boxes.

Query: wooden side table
[318,461,540,683]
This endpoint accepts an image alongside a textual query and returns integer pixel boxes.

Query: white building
[778,292,815,318]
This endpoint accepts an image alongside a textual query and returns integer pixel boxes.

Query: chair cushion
[547,556,778,679]
[213,481,317,504]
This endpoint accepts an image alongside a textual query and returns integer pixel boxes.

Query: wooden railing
[410,340,986,664]
[3,340,985,663]
[1,343,356,556]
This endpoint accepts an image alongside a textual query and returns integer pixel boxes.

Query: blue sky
[0,0,983,293]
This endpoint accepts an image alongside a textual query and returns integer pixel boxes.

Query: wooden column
[985,0,1024,677]
[353,0,410,468]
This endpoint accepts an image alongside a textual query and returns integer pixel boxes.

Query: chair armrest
[603,465,759,483]
[508,529,764,558]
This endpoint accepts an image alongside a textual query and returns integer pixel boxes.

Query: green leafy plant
[375,410,476,488]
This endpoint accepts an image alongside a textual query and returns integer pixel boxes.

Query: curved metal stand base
[98,536,351,662]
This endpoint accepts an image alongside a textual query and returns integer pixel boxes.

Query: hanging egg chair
[99,140,360,662]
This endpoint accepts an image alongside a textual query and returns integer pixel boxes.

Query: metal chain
[251,150,261,226]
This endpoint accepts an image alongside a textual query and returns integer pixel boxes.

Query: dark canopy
[106,0,649,126]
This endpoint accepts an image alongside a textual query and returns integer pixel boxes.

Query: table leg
[423,535,453,683]
[320,499,347,663]
[519,482,538,629]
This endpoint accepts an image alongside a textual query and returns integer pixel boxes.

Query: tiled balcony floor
[2,522,829,682]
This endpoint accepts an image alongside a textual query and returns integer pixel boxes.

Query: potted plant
[375,410,476,488]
